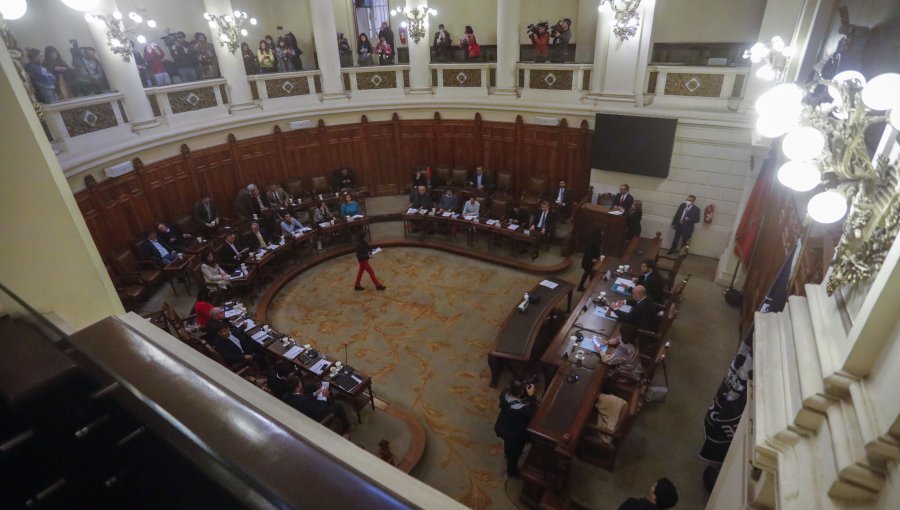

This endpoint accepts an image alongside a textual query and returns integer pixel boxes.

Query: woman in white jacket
[201,251,230,289]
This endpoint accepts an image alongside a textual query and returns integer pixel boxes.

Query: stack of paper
[507,224,520,231]
[283,345,304,360]
[310,359,332,375]
[319,222,331,228]
[608,210,624,216]
[251,330,270,344]
[406,208,418,214]
[241,319,256,331]
[224,308,242,319]
[539,280,558,289]
[353,214,365,220]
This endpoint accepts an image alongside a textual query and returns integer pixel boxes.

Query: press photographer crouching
[494,377,538,477]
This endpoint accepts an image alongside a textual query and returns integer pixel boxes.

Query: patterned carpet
[266,247,553,509]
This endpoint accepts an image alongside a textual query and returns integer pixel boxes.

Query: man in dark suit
[612,184,634,212]
[332,167,356,191]
[617,477,679,509]
[409,185,433,209]
[612,285,660,332]
[234,184,270,220]
[529,200,556,259]
[283,380,350,432]
[552,179,572,216]
[469,166,493,194]
[155,221,193,250]
[138,230,181,266]
[207,316,268,370]
[266,184,291,209]
[244,222,271,251]
[633,259,665,304]
[217,232,247,271]
[507,203,530,225]
[192,193,220,235]
[669,194,700,254]
[266,361,299,401]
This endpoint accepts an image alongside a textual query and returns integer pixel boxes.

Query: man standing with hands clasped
[494,379,537,477]
[669,194,700,254]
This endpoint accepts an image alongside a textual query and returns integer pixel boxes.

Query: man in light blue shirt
[281,212,306,236]
[139,231,180,266]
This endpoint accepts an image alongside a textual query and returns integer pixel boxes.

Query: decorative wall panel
[265,77,311,98]
[167,87,217,113]
[528,69,573,90]
[664,73,724,97]
[441,69,481,87]
[60,102,118,137]
[355,71,397,90]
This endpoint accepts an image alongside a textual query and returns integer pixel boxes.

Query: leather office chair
[520,176,546,208]
[494,171,513,198]
[475,197,488,216]
[105,261,146,311]
[450,168,468,188]
[161,302,205,354]
[311,176,330,195]
[662,274,691,306]
[656,244,690,289]
[435,167,451,187]
[285,176,305,198]
[110,248,165,286]
[487,197,509,219]
[173,214,197,236]
[597,192,615,207]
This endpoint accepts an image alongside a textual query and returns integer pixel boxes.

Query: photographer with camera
[527,21,550,62]
[551,18,572,62]
[494,378,538,477]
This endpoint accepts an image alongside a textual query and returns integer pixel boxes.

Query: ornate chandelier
[744,36,794,82]
[755,71,900,294]
[203,10,256,55]
[84,10,157,62]
[390,5,437,44]
[599,0,642,41]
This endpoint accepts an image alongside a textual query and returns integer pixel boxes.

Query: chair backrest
[111,249,139,275]
[285,176,304,197]
[435,167,451,186]
[488,197,509,218]
[496,171,513,192]
[311,175,329,193]
[173,214,197,235]
[597,192,615,207]
[450,168,468,187]
[669,274,691,304]
[526,176,546,195]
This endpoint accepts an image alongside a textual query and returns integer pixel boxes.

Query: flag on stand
[733,146,778,264]
[700,245,796,463]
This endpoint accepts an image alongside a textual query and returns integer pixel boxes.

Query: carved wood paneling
[74,116,592,256]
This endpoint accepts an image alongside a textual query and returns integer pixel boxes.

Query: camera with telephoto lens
[550,20,563,34]
[526,21,548,36]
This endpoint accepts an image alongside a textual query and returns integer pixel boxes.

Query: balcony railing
[42,92,128,144]
[645,64,751,105]
[515,63,592,93]
[342,65,409,94]
[247,70,322,106]
[429,63,495,94]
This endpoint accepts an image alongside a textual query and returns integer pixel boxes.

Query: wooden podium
[571,204,628,258]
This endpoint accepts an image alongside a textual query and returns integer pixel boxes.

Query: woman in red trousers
[354,234,386,291]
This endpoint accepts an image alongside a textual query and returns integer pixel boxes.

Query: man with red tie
[611,184,634,212]
[669,194,701,254]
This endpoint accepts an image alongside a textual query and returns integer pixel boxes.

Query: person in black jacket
[611,184,634,212]
[494,379,537,477]
[611,285,660,332]
[208,319,268,370]
[156,221,193,250]
[266,361,299,401]
[577,230,602,291]
[353,234,386,291]
[408,185,433,210]
[139,230,181,266]
[625,201,642,242]
[633,259,665,304]
[283,380,350,432]
[617,477,679,509]
[668,194,700,254]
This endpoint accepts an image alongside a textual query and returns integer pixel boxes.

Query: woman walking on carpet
[353,234,386,291]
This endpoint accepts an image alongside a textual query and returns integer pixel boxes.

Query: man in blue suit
[669,195,700,254]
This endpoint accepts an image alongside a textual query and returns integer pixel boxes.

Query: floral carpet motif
[266,247,549,509]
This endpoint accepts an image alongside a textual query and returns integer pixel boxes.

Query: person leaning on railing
[258,40,276,73]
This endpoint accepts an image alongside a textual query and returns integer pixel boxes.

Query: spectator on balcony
[257,40,276,74]
[195,32,219,79]
[357,33,373,66]
[460,26,481,61]
[550,18,572,63]
[144,42,172,86]
[283,31,303,70]
[43,46,73,99]
[240,42,260,75]
[73,47,107,95]
[25,49,59,103]
[338,33,353,67]
[432,24,452,63]
[378,22,394,60]
[275,36,295,73]
[130,41,153,88]
[374,36,393,66]
[171,32,198,83]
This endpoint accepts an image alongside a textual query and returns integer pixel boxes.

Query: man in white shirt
[553,179,571,217]
[669,194,700,254]
[529,200,556,259]
[280,212,305,236]
[469,166,492,194]
[462,196,480,216]
[217,232,246,270]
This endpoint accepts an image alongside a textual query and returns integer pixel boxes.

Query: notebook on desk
[332,372,362,392]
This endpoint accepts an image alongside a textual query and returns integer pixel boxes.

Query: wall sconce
[84,11,156,62]
[390,5,436,44]
[599,0,642,41]
[744,36,794,82]
[755,71,900,293]
[203,10,256,55]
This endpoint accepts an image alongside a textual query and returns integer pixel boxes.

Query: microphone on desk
[343,342,349,366]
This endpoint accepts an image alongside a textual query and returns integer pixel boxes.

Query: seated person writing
[244,222,271,251]
[280,212,306,236]
[437,189,459,213]
[283,380,351,433]
[200,251,231,289]
[313,200,334,224]
[409,185,433,210]
[155,221,193,250]
[340,193,361,218]
[609,285,660,333]
[217,232,248,271]
[139,230,182,266]
[632,259,665,304]
[594,335,644,381]
[462,196,480,216]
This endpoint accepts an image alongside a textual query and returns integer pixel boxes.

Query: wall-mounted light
[84,10,156,61]
[203,10,256,55]
[390,5,436,44]
[598,0,642,41]
[744,36,794,82]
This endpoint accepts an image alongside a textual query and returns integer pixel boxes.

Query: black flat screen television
[590,114,678,178]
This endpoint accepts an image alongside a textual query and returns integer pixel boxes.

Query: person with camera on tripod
[551,18,572,62]
[494,378,538,477]
[527,22,550,63]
